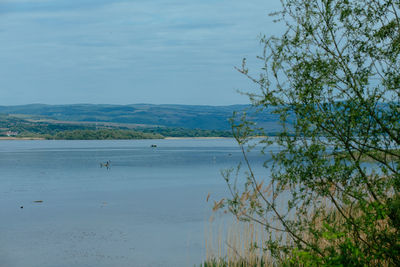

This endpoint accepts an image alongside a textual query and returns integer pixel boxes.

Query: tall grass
[203,215,273,267]
[202,197,395,267]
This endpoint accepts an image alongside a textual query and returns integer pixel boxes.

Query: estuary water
[0,139,268,267]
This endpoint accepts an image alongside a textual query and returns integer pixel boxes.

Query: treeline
[47,128,232,139]
[48,129,164,140]
[137,127,233,137]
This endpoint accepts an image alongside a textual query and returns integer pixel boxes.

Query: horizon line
[0,103,251,107]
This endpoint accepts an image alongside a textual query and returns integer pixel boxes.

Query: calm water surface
[0,139,269,267]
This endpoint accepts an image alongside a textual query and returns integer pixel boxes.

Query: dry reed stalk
[206,176,397,267]
[205,197,395,266]
[205,215,273,267]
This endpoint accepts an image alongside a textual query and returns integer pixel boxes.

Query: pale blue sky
[0,0,282,105]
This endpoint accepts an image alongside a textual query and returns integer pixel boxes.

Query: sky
[0,0,283,106]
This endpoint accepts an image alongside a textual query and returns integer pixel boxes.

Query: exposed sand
[0,137,45,140]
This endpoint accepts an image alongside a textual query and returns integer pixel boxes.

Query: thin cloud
[0,0,121,14]
[0,0,283,105]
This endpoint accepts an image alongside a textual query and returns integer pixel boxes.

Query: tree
[221,0,400,265]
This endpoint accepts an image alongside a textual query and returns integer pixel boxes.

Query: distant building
[6,131,18,137]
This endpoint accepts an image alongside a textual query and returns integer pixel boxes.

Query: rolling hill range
[0,104,282,132]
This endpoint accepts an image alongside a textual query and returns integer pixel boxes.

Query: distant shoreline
[0,137,45,140]
[0,136,269,141]
[164,137,230,140]
[0,136,232,140]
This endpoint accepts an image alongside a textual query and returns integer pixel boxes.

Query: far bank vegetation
[48,129,163,140]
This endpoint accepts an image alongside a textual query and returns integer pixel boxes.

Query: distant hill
[0,114,232,139]
[0,104,282,132]
[0,113,96,137]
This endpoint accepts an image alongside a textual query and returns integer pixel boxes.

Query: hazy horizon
[0,102,250,107]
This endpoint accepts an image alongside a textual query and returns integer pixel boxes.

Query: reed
[204,215,273,267]
[203,195,396,267]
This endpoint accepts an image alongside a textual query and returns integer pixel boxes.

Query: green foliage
[137,126,233,138]
[201,257,268,267]
[49,129,163,140]
[0,114,96,137]
[222,0,400,266]
[0,114,233,139]
[0,104,279,131]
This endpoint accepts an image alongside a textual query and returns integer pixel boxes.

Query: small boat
[150,144,157,148]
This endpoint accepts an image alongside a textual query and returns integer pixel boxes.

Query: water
[0,139,269,267]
